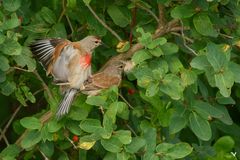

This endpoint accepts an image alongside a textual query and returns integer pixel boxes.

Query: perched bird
[81,60,129,96]
[30,36,102,118]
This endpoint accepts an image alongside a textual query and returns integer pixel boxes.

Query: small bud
[116,41,130,53]
[72,135,79,142]
[128,88,135,95]
[222,44,230,52]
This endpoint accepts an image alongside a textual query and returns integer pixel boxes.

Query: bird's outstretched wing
[29,38,70,75]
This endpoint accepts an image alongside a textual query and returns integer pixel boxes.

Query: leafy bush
[0,0,240,159]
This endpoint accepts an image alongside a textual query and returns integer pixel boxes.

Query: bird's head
[80,35,102,53]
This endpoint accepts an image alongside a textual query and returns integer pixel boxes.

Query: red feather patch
[80,53,92,68]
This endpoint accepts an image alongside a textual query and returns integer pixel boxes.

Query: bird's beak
[101,42,110,48]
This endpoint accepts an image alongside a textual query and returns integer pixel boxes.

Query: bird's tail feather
[56,88,78,119]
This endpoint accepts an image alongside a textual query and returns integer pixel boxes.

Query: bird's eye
[94,41,99,44]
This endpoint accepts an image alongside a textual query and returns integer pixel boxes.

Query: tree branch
[158,4,166,28]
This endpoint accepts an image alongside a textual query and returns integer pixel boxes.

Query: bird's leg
[55,82,71,86]
[80,84,85,90]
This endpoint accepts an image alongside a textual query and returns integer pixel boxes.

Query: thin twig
[58,0,66,22]
[135,3,159,24]
[33,70,54,101]
[65,136,77,149]
[66,15,74,36]
[86,4,122,41]
[38,148,49,160]
[0,107,21,142]
[12,66,31,72]
[179,20,198,56]
[171,32,194,43]
[129,7,137,46]
[0,89,43,142]
[0,129,9,146]
[119,94,134,109]
[219,33,234,39]
[126,124,137,136]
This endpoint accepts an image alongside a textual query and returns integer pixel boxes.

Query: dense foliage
[0,0,240,159]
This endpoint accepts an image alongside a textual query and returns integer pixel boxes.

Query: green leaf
[132,49,152,64]
[140,121,156,153]
[228,62,240,83]
[166,56,183,73]
[21,86,36,103]
[189,112,212,141]
[159,74,183,100]
[156,143,174,153]
[1,39,22,55]
[0,81,16,96]
[103,153,117,160]
[0,55,10,71]
[125,137,146,153]
[0,144,20,158]
[107,5,130,27]
[39,141,54,158]
[216,92,235,105]
[216,105,233,125]
[117,151,130,160]
[116,102,129,120]
[13,47,36,71]
[40,7,56,24]
[80,119,102,133]
[193,13,218,37]
[146,82,159,97]
[3,0,21,12]
[166,143,193,159]
[114,130,132,145]
[206,43,228,72]
[147,37,167,49]
[66,121,82,135]
[48,23,67,38]
[161,42,179,55]
[156,143,193,159]
[21,130,41,149]
[23,24,49,33]
[40,125,53,142]
[86,95,107,106]
[67,0,76,8]
[171,4,196,18]
[169,115,187,134]
[136,27,152,46]
[137,75,153,88]
[0,70,6,83]
[192,100,224,119]
[214,69,234,97]
[101,136,123,153]
[213,136,234,153]
[20,117,42,130]
[190,55,211,70]
[47,120,62,133]
[68,104,89,121]
[149,47,164,57]
[181,69,197,87]
[0,13,20,30]
[0,33,6,44]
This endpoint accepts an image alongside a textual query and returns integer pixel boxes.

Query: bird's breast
[79,53,92,69]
